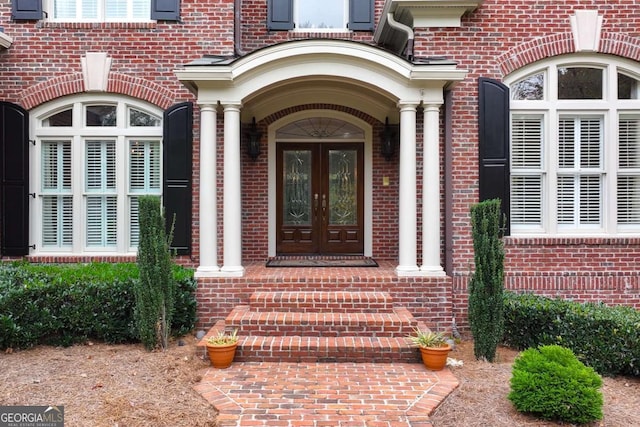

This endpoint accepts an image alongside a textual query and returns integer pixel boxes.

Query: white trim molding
[0,31,13,49]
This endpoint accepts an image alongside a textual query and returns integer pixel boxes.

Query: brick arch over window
[20,73,175,110]
[498,32,640,76]
[264,104,378,127]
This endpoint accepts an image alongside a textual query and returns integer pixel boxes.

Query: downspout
[234,0,246,57]
[386,12,414,60]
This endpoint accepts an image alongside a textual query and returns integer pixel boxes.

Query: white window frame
[293,0,348,31]
[45,0,152,23]
[30,94,162,255]
[506,54,640,236]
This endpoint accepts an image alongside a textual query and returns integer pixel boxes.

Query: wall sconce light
[246,117,262,160]
[380,117,396,161]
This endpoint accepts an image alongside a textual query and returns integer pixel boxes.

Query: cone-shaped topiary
[509,345,603,424]
[135,196,176,350]
[468,198,504,361]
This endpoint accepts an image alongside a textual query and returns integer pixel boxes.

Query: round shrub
[508,345,603,424]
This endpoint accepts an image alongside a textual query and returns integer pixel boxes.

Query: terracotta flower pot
[419,344,451,371]
[206,342,238,369]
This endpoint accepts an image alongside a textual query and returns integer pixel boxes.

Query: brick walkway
[194,361,458,426]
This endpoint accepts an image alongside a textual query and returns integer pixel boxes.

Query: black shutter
[163,102,192,255]
[267,0,293,31]
[11,0,43,20]
[478,77,510,235]
[151,0,180,21]
[1,102,30,256]
[349,0,374,31]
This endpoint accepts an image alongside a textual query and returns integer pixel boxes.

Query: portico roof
[176,40,467,122]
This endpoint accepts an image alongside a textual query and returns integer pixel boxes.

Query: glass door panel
[283,150,312,225]
[328,149,357,225]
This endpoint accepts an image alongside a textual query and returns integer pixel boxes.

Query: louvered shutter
[163,102,192,255]
[41,141,73,247]
[1,102,30,256]
[557,117,602,227]
[129,140,160,247]
[618,116,640,225]
[267,0,293,31]
[12,0,43,20]
[349,0,374,31]
[510,116,543,227]
[85,140,117,247]
[478,78,510,234]
[151,0,180,21]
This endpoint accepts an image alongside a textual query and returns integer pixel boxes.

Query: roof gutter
[234,0,246,57]
[385,12,414,60]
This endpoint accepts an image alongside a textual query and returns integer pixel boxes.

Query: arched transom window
[31,95,162,254]
[507,55,640,235]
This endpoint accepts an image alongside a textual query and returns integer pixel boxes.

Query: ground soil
[1,335,638,427]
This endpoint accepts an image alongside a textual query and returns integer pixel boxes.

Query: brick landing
[194,361,459,426]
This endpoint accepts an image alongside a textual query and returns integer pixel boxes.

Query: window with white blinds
[129,140,161,246]
[618,116,640,226]
[508,56,640,235]
[49,0,150,21]
[557,117,603,229]
[41,141,73,248]
[32,96,162,254]
[511,115,543,228]
[85,140,117,247]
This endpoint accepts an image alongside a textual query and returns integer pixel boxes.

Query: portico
[176,40,466,277]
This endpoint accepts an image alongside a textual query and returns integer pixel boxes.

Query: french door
[276,142,364,255]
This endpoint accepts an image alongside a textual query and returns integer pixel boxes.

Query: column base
[419,265,447,277]
[395,265,419,276]
[220,265,245,277]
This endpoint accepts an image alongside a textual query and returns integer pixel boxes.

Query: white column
[421,104,445,276]
[396,102,420,275]
[195,104,219,277]
[221,103,244,276]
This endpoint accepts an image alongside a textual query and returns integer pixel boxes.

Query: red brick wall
[433,0,640,329]
[2,0,640,331]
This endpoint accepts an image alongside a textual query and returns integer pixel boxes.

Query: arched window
[506,55,640,235]
[31,94,162,254]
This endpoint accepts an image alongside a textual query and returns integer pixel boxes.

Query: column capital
[221,101,243,110]
[397,101,420,110]
[198,103,217,112]
[422,103,442,113]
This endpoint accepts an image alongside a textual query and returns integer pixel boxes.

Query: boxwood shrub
[0,262,196,349]
[503,291,640,376]
[509,345,603,424]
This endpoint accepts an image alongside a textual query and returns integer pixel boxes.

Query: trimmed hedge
[509,345,603,424]
[503,292,640,376]
[0,262,196,349]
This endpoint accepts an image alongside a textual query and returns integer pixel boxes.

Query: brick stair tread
[249,291,394,313]
[225,305,417,336]
[235,335,420,363]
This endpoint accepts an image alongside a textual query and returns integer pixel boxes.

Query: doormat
[266,256,378,268]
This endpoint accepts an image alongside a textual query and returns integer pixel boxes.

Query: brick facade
[1,0,639,331]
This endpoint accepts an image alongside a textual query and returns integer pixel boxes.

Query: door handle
[314,193,319,217]
[322,194,327,217]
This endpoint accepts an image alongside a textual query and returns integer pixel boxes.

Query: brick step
[225,305,417,337]
[235,335,421,363]
[249,291,395,313]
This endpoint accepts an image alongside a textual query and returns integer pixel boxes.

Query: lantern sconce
[246,117,262,160]
[380,117,397,161]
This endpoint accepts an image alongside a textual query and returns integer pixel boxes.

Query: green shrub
[0,262,196,349]
[509,345,603,424]
[468,199,505,362]
[503,291,640,376]
[135,195,176,350]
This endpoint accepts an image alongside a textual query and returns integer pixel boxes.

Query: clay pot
[206,342,238,369]
[419,344,451,371]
